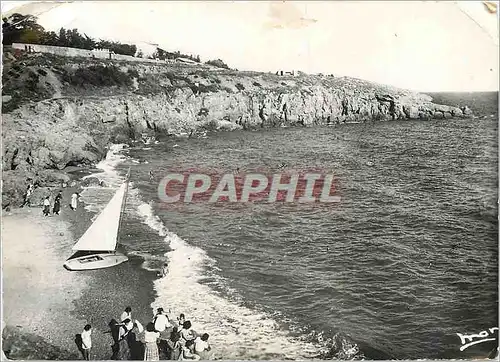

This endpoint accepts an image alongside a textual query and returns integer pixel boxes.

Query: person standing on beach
[42,196,51,216]
[153,308,172,333]
[154,308,173,356]
[70,192,79,211]
[120,306,132,323]
[128,320,144,360]
[81,324,92,361]
[166,329,182,360]
[21,182,35,207]
[143,322,160,361]
[116,318,132,360]
[53,191,62,215]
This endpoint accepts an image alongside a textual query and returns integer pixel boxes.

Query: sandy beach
[2,184,158,360]
[2,206,90,358]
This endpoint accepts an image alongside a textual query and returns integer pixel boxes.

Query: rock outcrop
[1,51,473,207]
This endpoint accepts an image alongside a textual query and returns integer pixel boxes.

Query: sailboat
[63,170,130,271]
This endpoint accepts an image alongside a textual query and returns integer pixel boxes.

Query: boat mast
[116,167,131,247]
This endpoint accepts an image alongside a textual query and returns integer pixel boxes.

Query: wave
[84,143,365,360]
[130,178,321,359]
[153,231,321,359]
[79,144,128,214]
[136,202,168,237]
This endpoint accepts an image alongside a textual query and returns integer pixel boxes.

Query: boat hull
[63,252,128,271]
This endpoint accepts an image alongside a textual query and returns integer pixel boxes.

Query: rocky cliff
[1,50,473,208]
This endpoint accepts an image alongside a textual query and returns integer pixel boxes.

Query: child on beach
[70,192,79,210]
[194,333,211,356]
[177,314,186,328]
[42,196,51,216]
[143,323,160,361]
[120,306,132,323]
[180,340,200,360]
[81,324,92,361]
[179,321,197,342]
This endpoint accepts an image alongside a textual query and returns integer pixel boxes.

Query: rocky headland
[2,50,474,208]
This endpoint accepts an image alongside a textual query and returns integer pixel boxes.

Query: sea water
[80,118,498,359]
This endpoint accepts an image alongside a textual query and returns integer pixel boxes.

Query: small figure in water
[156,263,168,277]
[43,196,51,216]
[53,191,62,215]
[149,170,154,182]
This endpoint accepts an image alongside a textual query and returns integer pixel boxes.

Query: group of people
[41,191,81,216]
[79,307,211,361]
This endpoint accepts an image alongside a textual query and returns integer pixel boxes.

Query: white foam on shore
[154,232,319,359]
[80,144,128,213]
[86,144,128,186]
[130,204,319,359]
[136,202,167,237]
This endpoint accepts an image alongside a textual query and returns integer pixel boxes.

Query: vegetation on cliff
[2,13,137,55]
[2,13,213,64]
[1,45,476,209]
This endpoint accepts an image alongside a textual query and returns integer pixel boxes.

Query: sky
[2,1,499,92]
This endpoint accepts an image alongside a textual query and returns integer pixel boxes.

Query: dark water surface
[113,118,497,359]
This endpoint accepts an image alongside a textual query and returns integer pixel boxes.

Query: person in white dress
[143,323,160,361]
[70,192,79,210]
[43,196,51,216]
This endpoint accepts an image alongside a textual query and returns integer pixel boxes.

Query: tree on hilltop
[2,13,45,45]
[2,13,135,55]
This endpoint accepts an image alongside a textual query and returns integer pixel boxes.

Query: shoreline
[2,171,159,360]
[60,175,160,359]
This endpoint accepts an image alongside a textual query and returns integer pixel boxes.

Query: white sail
[72,182,128,251]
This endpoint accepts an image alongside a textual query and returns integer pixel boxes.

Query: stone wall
[11,43,165,64]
